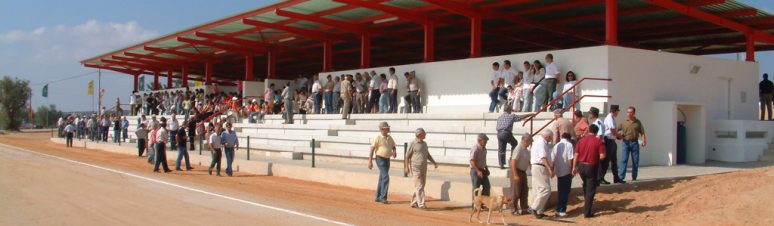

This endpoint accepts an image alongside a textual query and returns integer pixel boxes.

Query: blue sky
[0,0,772,112]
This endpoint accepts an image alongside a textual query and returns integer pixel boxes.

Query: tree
[0,76,32,131]
[34,104,63,128]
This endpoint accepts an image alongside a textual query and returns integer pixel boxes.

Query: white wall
[321,46,611,114]
[608,46,758,166]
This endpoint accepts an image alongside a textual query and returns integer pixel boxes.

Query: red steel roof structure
[80,0,774,91]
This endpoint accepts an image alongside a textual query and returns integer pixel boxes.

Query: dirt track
[1,131,773,225]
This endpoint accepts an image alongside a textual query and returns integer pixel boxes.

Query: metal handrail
[521,77,612,136]
[527,94,611,137]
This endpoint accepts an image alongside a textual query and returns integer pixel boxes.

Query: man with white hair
[404,128,438,209]
[529,129,555,218]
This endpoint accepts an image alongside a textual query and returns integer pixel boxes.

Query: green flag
[42,84,48,97]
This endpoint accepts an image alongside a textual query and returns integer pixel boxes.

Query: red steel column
[133,74,139,92]
[153,71,160,90]
[361,33,371,68]
[268,49,276,79]
[746,32,755,62]
[323,41,333,72]
[181,65,188,87]
[470,16,482,58]
[205,62,213,85]
[245,55,254,81]
[424,23,435,62]
[605,0,619,45]
[167,69,173,88]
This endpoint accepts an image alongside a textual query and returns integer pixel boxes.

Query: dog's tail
[473,187,482,197]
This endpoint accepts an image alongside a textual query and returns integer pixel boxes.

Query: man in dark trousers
[573,124,606,218]
[760,73,774,121]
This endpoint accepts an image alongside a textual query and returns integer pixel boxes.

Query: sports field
[1,131,772,226]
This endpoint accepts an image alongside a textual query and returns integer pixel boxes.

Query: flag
[194,81,203,87]
[42,84,48,97]
[87,80,94,95]
[138,75,145,91]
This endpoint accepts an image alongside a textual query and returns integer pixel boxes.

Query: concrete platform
[50,137,773,207]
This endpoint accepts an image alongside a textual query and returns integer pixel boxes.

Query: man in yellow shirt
[368,121,397,204]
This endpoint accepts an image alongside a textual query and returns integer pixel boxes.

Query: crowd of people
[58,113,129,147]
[488,53,580,113]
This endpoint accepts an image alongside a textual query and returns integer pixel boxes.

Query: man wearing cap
[405,128,438,209]
[573,124,606,218]
[618,106,646,182]
[509,133,532,215]
[601,104,624,184]
[528,129,554,218]
[470,133,492,198]
[368,122,397,204]
[496,104,534,169]
[552,109,575,144]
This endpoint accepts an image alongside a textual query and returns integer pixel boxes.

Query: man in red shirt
[572,124,606,218]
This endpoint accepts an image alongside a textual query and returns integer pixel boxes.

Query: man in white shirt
[367,71,381,113]
[529,129,554,218]
[208,125,223,176]
[406,71,422,113]
[387,67,399,113]
[552,132,575,217]
[169,114,179,150]
[311,75,322,114]
[544,54,560,101]
[600,104,623,184]
[501,60,517,101]
[489,62,504,113]
[153,121,172,173]
[521,61,534,112]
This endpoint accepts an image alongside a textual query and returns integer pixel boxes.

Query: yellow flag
[87,80,94,95]
[194,81,203,87]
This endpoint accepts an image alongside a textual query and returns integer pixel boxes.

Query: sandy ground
[1,131,773,226]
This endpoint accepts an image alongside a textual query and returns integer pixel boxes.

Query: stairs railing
[521,77,612,136]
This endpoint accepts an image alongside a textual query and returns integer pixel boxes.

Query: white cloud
[0,20,158,62]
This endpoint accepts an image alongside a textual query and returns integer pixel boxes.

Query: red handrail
[521,77,612,136]
[527,94,611,137]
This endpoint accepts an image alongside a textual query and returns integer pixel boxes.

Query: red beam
[123,52,189,65]
[84,64,143,76]
[746,33,755,61]
[242,18,342,41]
[470,16,482,58]
[205,62,213,85]
[718,9,757,18]
[81,0,307,64]
[606,0,618,45]
[153,71,160,90]
[644,0,774,44]
[424,23,435,62]
[515,0,603,16]
[100,59,162,71]
[181,65,189,87]
[245,55,254,81]
[323,41,333,72]
[332,0,435,25]
[275,9,370,34]
[133,74,139,92]
[268,48,276,79]
[167,70,174,89]
[360,33,370,68]
[144,46,210,61]
[177,37,262,55]
[111,55,177,68]
[194,32,270,49]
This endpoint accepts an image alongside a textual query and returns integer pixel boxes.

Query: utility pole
[98,69,102,116]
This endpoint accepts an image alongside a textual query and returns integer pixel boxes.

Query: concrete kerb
[48,137,506,206]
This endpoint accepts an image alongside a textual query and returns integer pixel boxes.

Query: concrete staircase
[121,112,557,177]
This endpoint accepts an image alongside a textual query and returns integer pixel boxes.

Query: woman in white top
[531,60,548,112]
[561,71,579,110]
